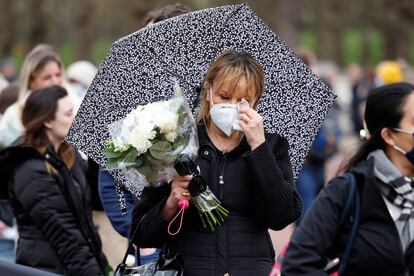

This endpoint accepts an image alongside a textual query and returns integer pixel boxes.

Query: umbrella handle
[167,199,189,236]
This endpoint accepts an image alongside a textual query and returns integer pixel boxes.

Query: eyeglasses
[393,128,414,136]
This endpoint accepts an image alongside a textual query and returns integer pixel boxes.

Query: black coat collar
[197,123,251,155]
[349,158,375,178]
[0,141,71,199]
[350,157,414,261]
[0,144,42,199]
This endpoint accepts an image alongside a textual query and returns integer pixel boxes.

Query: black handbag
[114,214,184,276]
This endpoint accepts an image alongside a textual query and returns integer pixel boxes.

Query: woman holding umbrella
[131,49,302,275]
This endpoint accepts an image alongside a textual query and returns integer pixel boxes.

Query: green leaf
[160,154,177,165]
[149,141,172,160]
[106,158,119,169]
[105,265,114,276]
[124,147,138,163]
[123,161,138,169]
[172,135,188,150]
[177,106,186,126]
[137,163,157,183]
[145,153,165,167]
[151,140,173,151]
[102,147,123,159]
[133,156,145,167]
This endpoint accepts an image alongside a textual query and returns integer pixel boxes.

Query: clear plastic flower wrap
[103,83,198,191]
[103,83,228,232]
[192,190,229,231]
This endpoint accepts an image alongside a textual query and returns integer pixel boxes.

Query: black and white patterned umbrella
[66,4,335,206]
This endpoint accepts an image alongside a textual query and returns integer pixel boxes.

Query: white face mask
[208,89,248,137]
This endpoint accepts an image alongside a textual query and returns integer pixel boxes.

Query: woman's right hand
[161,175,192,221]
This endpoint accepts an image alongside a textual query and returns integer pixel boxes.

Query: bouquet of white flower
[103,88,196,186]
[103,84,228,232]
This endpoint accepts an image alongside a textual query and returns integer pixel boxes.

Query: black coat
[282,159,414,275]
[0,144,108,275]
[131,125,302,276]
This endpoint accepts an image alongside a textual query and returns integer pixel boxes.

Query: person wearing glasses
[282,82,414,275]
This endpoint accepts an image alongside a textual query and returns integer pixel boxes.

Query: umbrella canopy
[67,4,335,205]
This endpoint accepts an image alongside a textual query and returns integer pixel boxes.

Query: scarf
[368,149,414,252]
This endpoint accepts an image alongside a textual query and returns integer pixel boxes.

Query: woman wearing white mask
[130,49,302,276]
[282,83,414,275]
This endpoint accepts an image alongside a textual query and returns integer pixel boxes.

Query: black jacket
[282,159,414,275]
[0,144,108,275]
[131,125,302,276]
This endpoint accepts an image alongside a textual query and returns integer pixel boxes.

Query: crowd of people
[0,2,414,276]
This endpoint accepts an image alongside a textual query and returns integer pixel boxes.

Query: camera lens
[174,154,208,197]
[188,175,207,197]
[174,154,197,176]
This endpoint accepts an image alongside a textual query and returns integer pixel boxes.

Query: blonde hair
[197,50,265,126]
[18,44,62,102]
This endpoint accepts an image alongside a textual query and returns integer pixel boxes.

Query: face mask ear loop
[209,87,214,108]
[393,145,407,155]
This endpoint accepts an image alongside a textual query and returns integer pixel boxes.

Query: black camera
[174,154,207,197]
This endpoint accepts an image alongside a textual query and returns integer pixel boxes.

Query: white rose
[154,110,178,134]
[119,107,157,154]
[140,101,178,134]
[112,136,130,152]
[129,127,156,154]
[165,131,177,143]
[144,102,165,118]
[122,114,137,135]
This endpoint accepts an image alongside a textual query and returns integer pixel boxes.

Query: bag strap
[115,213,148,274]
[338,173,361,275]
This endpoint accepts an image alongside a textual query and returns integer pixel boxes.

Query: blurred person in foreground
[0,84,19,262]
[282,83,414,275]
[0,45,64,147]
[0,85,108,275]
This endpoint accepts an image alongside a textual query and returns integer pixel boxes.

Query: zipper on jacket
[219,175,224,200]
[218,155,227,201]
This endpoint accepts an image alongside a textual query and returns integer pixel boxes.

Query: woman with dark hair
[282,82,414,275]
[131,49,302,275]
[0,85,108,275]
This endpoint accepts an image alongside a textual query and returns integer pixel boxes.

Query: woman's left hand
[238,105,265,150]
